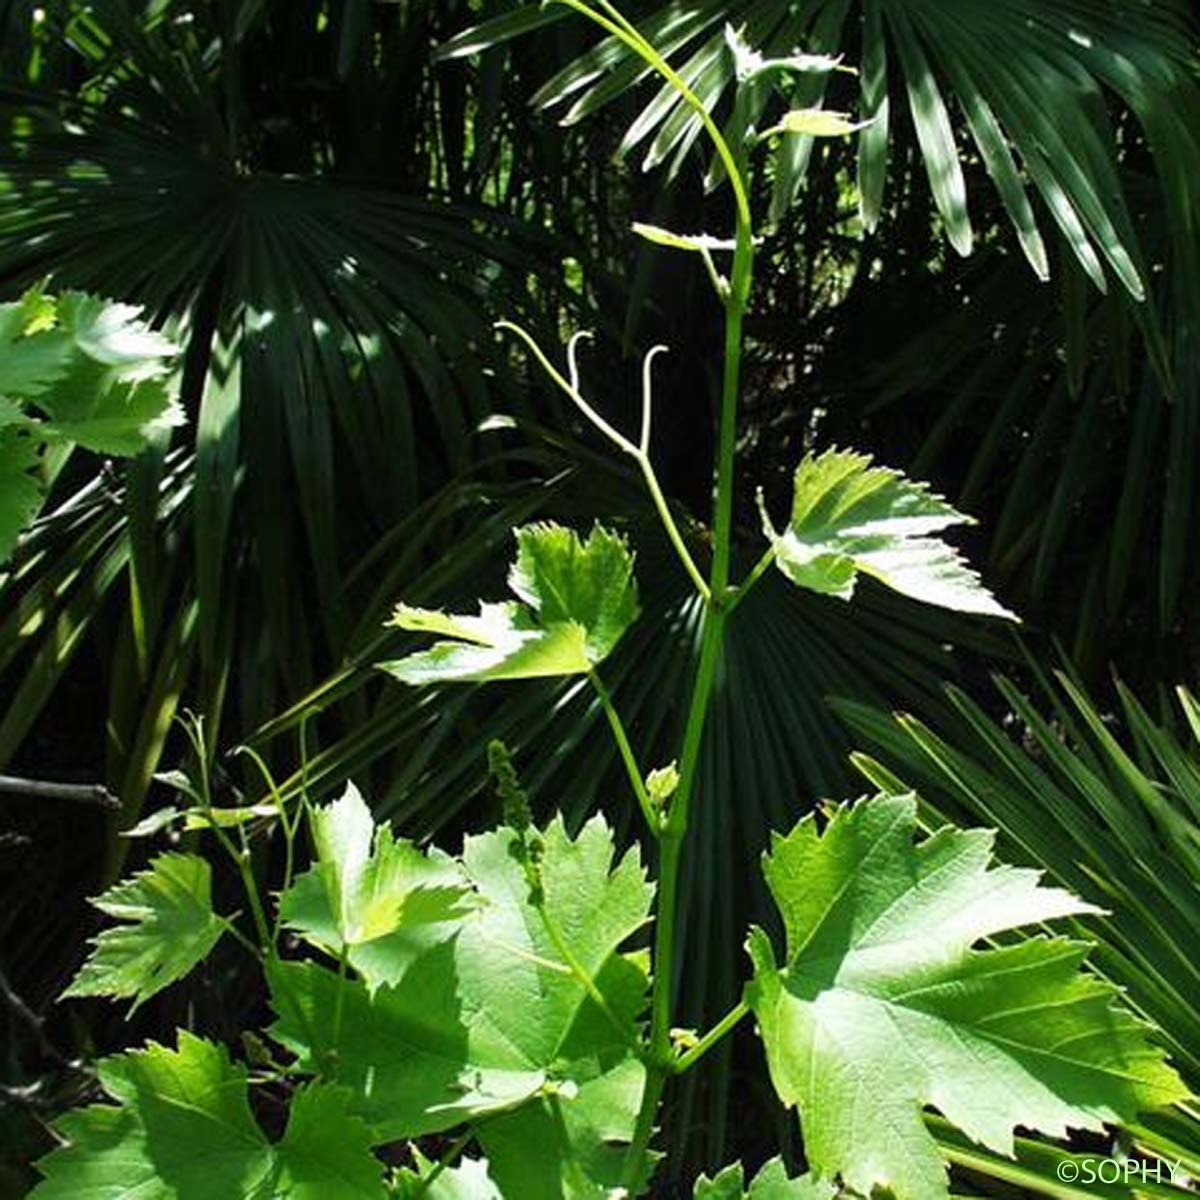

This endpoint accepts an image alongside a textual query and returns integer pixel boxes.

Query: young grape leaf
[62,852,229,1011]
[32,1032,386,1198]
[758,448,1016,618]
[382,522,638,684]
[269,813,653,1196]
[278,781,475,990]
[768,109,869,138]
[694,1158,835,1199]
[632,223,738,253]
[745,794,1188,1200]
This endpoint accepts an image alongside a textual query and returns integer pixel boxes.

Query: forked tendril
[497,320,710,601]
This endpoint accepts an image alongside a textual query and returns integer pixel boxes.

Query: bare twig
[0,965,68,1068]
[0,774,118,809]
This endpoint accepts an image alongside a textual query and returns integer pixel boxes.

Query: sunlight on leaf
[746,794,1188,1200]
[383,522,638,684]
[278,781,475,990]
[760,447,1017,618]
[270,813,654,1196]
[61,853,228,1012]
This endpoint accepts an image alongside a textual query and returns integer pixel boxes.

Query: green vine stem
[498,4,760,1188]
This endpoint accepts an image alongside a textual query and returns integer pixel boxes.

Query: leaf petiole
[671,999,750,1074]
[588,668,660,834]
[726,542,777,615]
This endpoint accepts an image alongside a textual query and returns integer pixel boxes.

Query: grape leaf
[694,1158,835,1199]
[0,292,73,398]
[745,794,1188,1200]
[0,288,183,562]
[477,1055,657,1199]
[382,523,638,684]
[759,448,1016,618]
[395,1152,502,1199]
[278,781,475,990]
[769,109,870,138]
[62,852,229,1011]
[0,428,44,562]
[32,1032,386,1198]
[723,24,847,83]
[269,813,653,1195]
[33,291,183,455]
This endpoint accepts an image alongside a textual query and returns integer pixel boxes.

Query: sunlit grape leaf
[0,291,73,399]
[278,781,475,989]
[62,852,228,1011]
[759,447,1016,618]
[771,109,868,137]
[382,523,638,684]
[694,1158,835,1200]
[270,813,653,1196]
[54,292,177,370]
[32,1033,386,1198]
[0,428,43,562]
[632,223,737,253]
[0,288,182,561]
[745,794,1187,1200]
[394,1151,502,1199]
[723,24,848,83]
[33,291,182,455]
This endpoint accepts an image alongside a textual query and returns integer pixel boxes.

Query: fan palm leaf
[443,0,1200,300]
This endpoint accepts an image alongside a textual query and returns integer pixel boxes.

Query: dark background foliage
[2,0,1200,1194]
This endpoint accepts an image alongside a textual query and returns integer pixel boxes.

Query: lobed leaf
[760,447,1016,618]
[32,1032,386,1198]
[278,781,475,990]
[694,1158,835,1199]
[382,523,638,684]
[746,794,1188,1200]
[62,852,229,1012]
[394,1152,502,1199]
[269,814,654,1194]
[0,428,43,562]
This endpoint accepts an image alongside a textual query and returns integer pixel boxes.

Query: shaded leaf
[0,428,43,561]
[694,1157,835,1199]
[31,1033,386,1198]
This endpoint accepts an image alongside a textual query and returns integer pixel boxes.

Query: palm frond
[444,0,1200,298]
